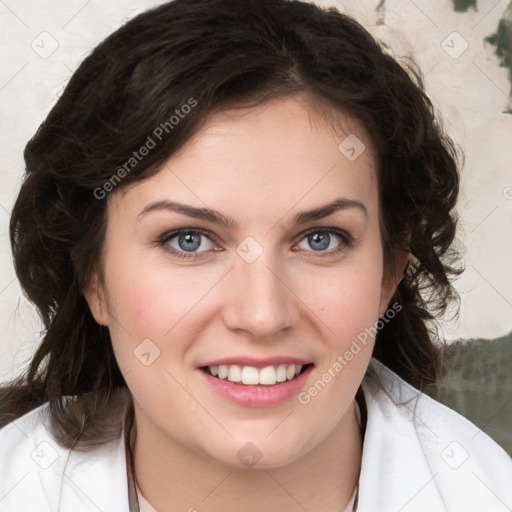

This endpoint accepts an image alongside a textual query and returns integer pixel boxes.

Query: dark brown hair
[1,0,463,448]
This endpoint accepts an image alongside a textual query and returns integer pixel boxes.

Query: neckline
[124,394,365,512]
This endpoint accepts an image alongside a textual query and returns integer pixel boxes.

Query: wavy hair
[0,0,463,449]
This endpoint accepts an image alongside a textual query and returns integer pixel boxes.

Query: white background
[1,0,511,383]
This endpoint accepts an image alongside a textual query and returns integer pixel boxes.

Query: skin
[86,94,409,512]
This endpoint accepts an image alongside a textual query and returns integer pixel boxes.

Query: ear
[378,249,410,317]
[83,272,110,326]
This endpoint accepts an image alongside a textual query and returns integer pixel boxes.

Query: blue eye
[300,231,339,251]
[158,227,354,260]
[295,227,354,257]
[159,229,216,258]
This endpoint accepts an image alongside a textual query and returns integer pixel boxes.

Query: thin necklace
[125,406,140,512]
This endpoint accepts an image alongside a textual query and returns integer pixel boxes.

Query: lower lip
[198,366,314,407]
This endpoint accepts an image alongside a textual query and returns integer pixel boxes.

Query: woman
[1,0,511,511]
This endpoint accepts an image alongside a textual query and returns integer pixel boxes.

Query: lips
[200,356,312,369]
[198,362,314,407]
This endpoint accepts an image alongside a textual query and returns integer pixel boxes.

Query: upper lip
[199,356,313,369]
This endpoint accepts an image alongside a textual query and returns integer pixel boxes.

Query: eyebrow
[137,197,368,227]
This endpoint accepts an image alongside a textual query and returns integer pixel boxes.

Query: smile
[202,363,313,386]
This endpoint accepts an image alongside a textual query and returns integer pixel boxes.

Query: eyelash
[157,227,354,260]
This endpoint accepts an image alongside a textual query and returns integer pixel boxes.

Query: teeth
[207,363,306,386]
[218,365,228,379]
[259,366,277,385]
[276,364,287,382]
[241,366,260,385]
[228,365,242,383]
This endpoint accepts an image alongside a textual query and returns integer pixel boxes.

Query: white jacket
[1,358,511,511]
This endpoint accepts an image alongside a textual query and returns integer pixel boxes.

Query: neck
[130,400,362,512]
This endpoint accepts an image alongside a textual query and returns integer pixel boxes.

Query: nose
[222,247,301,340]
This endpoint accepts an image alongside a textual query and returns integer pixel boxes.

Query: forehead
[113,95,379,222]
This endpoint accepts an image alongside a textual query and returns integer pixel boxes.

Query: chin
[199,435,312,470]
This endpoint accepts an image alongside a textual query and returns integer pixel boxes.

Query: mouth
[200,363,314,386]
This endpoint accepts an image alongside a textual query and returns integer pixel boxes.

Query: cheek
[295,264,383,413]
[104,260,194,335]
[102,257,219,373]
[107,275,163,339]
[305,261,383,342]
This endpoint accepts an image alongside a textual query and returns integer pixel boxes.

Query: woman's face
[87,95,405,468]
